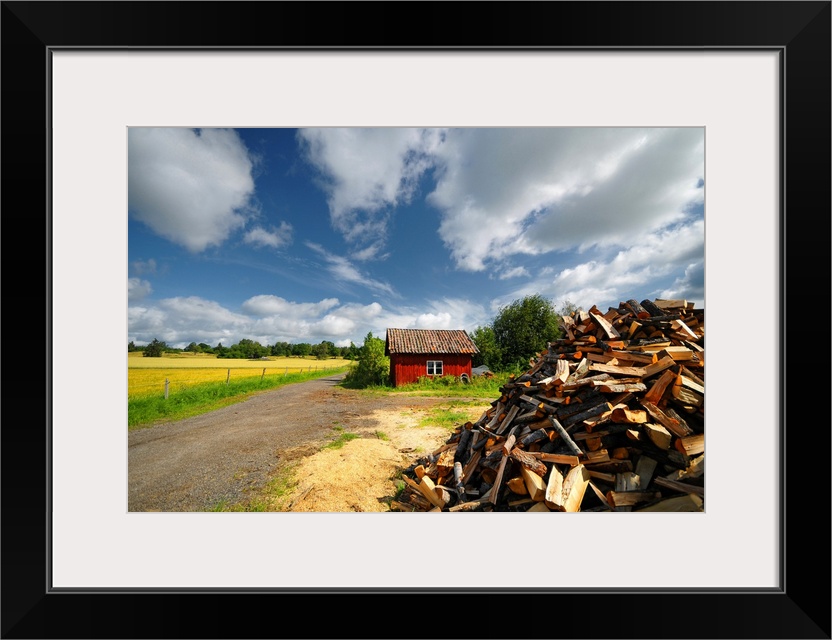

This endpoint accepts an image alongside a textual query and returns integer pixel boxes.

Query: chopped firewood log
[546,464,591,512]
[588,470,616,483]
[525,501,551,512]
[584,459,634,474]
[666,454,704,481]
[548,417,584,455]
[600,381,647,394]
[489,455,511,506]
[653,476,704,497]
[653,298,691,311]
[591,311,622,340]
[507,476,528,494]
[527,452,581,466]
[589,362,646,377]
[561,402,614,430]
[676,433,705,456]
[434,486,453,507]
[611,407,648,424]
[641,355,677,378]
[510,449,548,476]
[581,449,611,465]
[643,422,673,449]
[640,401,695,437]
[635,494,704,512]
[448,499,490,512]
[607,490,662,508]
[643,369,677,406]
[520,465,546,501]
[453,461,466,501]
[495,405,521,435]
[586,435,605,450]
[436,449,456,476]
[634,455,659,487]
[418,476,448,509]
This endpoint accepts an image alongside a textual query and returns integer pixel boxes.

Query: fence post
[284,367,288,376]
[261,367,266,382]
[164,378,169,400]
[226,369,231,385]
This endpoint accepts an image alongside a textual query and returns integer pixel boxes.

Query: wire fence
[128,365,346,399]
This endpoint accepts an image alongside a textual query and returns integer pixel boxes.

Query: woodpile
[392,298,705,513]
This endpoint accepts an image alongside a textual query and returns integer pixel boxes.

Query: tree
[271,341,291,357]
[557,299,581,317]
[184,341,200,353]
[342,332,389,388]
[142,338,167,358]
[469,326,502,370]
[292,342,312,357]
[491,294,562,370]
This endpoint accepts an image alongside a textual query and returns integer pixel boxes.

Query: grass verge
[128,366,349,430]
[345,372,510,398]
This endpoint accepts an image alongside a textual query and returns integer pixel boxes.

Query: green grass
[374,430,389,441]
[128,366,349,430]
[344,372,510,398]
[323,432,360,450]
[417,400,486,431]
[209,462,301,512]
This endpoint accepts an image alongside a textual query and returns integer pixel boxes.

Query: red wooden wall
[389,353,473,387]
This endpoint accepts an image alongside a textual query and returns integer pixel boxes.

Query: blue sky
[127,127,704,349]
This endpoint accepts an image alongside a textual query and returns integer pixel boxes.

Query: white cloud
[427,127,704,271]
[498,266,530,280]
[494,219,705,313]
[243,222,293,249]
[130,258,157,276]
[241,295,340,318]
[128,128,256,252]
[297,127,444,251]
[127,277,152,302]
[306,242,397,297]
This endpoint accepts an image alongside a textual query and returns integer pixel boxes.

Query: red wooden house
[384,328,479,387]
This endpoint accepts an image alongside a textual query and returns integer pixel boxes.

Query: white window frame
[426,360,443,376]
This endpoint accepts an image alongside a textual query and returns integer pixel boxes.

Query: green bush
[341,332,390,388]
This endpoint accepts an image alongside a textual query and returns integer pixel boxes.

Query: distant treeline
[129,338,359,360]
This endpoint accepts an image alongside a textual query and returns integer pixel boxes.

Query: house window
[426,360,443,376]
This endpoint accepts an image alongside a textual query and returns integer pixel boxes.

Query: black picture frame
[3,2,830,638]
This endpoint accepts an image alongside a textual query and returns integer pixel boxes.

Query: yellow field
[128,352,352,397]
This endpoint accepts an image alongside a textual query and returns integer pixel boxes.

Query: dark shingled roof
[385,328,479,355]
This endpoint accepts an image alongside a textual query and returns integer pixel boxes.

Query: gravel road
[128,373,451,511]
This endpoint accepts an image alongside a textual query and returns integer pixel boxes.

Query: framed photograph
[4,1,829,638]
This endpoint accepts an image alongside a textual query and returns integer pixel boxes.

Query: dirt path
[128,373,487,512]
